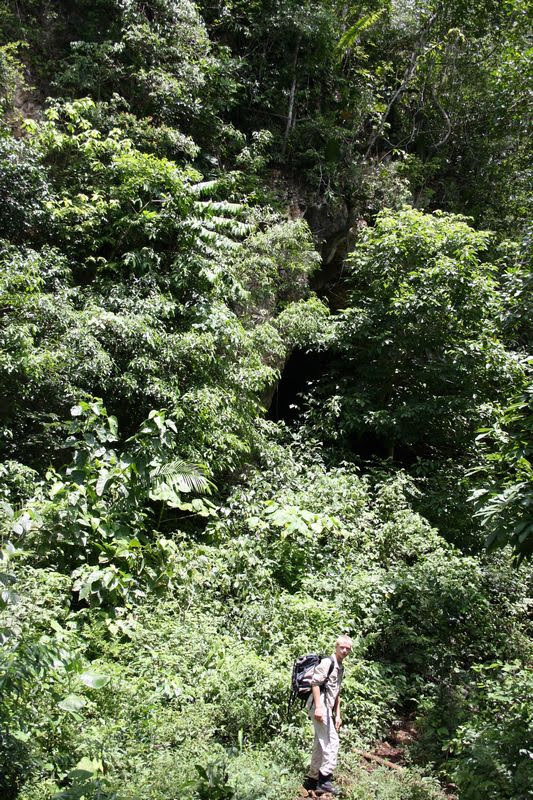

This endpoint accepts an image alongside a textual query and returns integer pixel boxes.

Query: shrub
[448,663,533,800]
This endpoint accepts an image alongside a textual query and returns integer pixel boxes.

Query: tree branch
[431,85,452,148]
[364,13,437,159]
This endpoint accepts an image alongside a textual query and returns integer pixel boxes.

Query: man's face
[335,639,352,662]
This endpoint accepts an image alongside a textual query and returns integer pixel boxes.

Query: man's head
[335,634,353,662]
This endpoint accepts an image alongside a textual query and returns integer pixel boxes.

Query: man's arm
[312,684,325,722]
[310,657,330,723]
[334,693,341,731]
[334,664,344,731]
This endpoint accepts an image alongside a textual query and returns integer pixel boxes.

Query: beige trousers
[309,708,339,779]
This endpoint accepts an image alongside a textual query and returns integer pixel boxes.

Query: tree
[302,207,523,460]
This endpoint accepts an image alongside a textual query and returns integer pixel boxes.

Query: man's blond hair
[336,634,353,646]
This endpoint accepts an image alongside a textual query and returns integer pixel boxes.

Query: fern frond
[194,200,247,217]
[189,184,253,257]
[190,179,223,197]
[197,228,241,251]
[337,9,386,54]
[196,244,224,260]
[154,459,212,494]
[200,217,252,236]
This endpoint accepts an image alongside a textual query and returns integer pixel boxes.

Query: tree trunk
[282,36,301,154]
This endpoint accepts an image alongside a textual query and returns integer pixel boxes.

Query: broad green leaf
[79,671,110,689]
[95,469,110,497]
[74,756,103,774]
[12,729,31,742]
[58,694,87,713]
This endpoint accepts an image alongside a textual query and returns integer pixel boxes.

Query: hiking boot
[316,772,340,796]
[303,776,318,791]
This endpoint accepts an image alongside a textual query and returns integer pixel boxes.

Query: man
[304,635,353,796]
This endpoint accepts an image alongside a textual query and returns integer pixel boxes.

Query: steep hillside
[0,2,531,800]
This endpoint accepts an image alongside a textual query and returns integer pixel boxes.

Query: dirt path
[355,716,417,772]
[297,718,457,799]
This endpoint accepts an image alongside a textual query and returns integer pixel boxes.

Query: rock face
[8,75,43,137]
[305,200,367,310]
[263,190,369,419]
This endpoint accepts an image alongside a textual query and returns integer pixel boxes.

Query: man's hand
[314,705,325,723]
[335,714,342,732]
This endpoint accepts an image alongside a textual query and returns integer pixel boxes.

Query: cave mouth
[267,348,328,424]
[267,349,420,465]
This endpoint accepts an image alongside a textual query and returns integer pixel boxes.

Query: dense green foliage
[0,1,531,799]
[301,207,524,457]
[470,380,533,562]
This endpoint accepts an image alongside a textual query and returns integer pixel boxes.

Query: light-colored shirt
[308,654,343,711]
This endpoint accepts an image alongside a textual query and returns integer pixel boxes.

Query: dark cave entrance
[267,348,329,424]
[267,348,418,465]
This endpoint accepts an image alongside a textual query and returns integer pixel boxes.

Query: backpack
[288,653,334,714]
